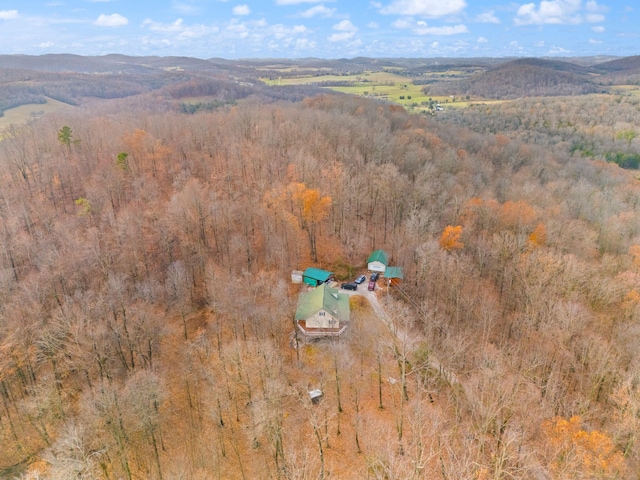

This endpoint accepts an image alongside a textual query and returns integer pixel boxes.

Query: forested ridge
[0,87,640,479]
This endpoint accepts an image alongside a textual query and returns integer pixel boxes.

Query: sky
[0,0,637,59]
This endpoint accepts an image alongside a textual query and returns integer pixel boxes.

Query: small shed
[309,389,323,404]
[367,250,389,273]
[291,270,303,284]
[302,267,334,287]
[295,283,350,336]
[383,266,404,285]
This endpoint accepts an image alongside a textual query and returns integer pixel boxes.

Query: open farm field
[262,69,489,111]
[611,84,640,97]
[261,69,409,85]
[0,97,71,132]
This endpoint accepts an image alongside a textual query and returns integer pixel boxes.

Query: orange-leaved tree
[439,225,464,251]
[542,416,626,479]
[528,223,547,247]
[628,245,640,267]
[264,181,332,263]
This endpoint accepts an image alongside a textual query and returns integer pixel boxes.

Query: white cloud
[142,18,185,32]
[589,38,602,44]
[477,36,488,43]
[94,13,128,27]
[379,0,467,17]
[300,5,336,18]
[233,5,251,15]
[173,3,202,15]
[585,13,604,22]
[140,17,220,39]
[0,10,19,20]
[292,38,316,49]
[591,25,604,32]
[392,17,468,35]
[535,40,545,46]
[413,24,468,35]
[328,19,357,42]
[476,11,500,24]
[36,41,54,48]
[549,45,570,53]
[515,0,607,25]
[332,19,358,32]
[430,41,439,48]
[276,0,324,4]
[328,31,355,42]
[367,21,379,28]
[391,17,414,29]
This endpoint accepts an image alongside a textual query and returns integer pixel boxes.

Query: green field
[0,97,72,133]
[261,70,492,112]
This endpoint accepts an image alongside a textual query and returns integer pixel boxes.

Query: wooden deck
[296,320,348,337]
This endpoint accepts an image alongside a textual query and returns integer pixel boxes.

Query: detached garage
[367,250,389,273]
[302,267,334,287]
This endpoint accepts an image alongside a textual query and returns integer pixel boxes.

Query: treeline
[0,92,639,478]
[425,61,602,99]
[438,94,640,169]
[0,70,324,117]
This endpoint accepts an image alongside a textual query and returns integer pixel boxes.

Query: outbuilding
[302,267,334,287]
[383,266,404,286]
[367,249,389,273]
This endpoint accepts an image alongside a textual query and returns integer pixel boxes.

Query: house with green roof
[302,267,334,287]
[295,283,350,337]
[367,249,389,273]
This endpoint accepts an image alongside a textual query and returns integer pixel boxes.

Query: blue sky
[0,0,637,59]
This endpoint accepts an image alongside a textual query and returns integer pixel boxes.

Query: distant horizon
[0,1,638,59]
[0,52,633,63]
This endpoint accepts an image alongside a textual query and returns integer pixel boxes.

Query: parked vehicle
[341,282,357,291]
[370,272,380,281]
[355,275,366,284]
[368,281,376,291]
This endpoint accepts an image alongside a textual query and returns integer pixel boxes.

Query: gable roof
[383,266,404,279]
[367,249,389,265]
[295,283,350,322]
[302,267,333,282]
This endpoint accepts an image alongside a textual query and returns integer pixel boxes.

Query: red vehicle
[368,281,376,291]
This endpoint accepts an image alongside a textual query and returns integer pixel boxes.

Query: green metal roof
[383,266,404,279]
[295,284,350,322]
[302,267,333,282]
[367,249,389,265]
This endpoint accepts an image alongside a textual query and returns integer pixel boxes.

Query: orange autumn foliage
[498,200,537,230]
[439,225,464,251]
[460,198,538,234]
[529,223,547,247]
[628,245,640,267]
[543,416,626,478]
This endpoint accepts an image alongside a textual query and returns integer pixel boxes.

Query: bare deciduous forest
[1,57,640,479]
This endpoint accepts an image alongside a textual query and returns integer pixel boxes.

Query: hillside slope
[0,91,638,479]
[424,57,602,98]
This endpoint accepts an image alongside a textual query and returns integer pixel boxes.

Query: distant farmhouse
[295,283,350,337]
